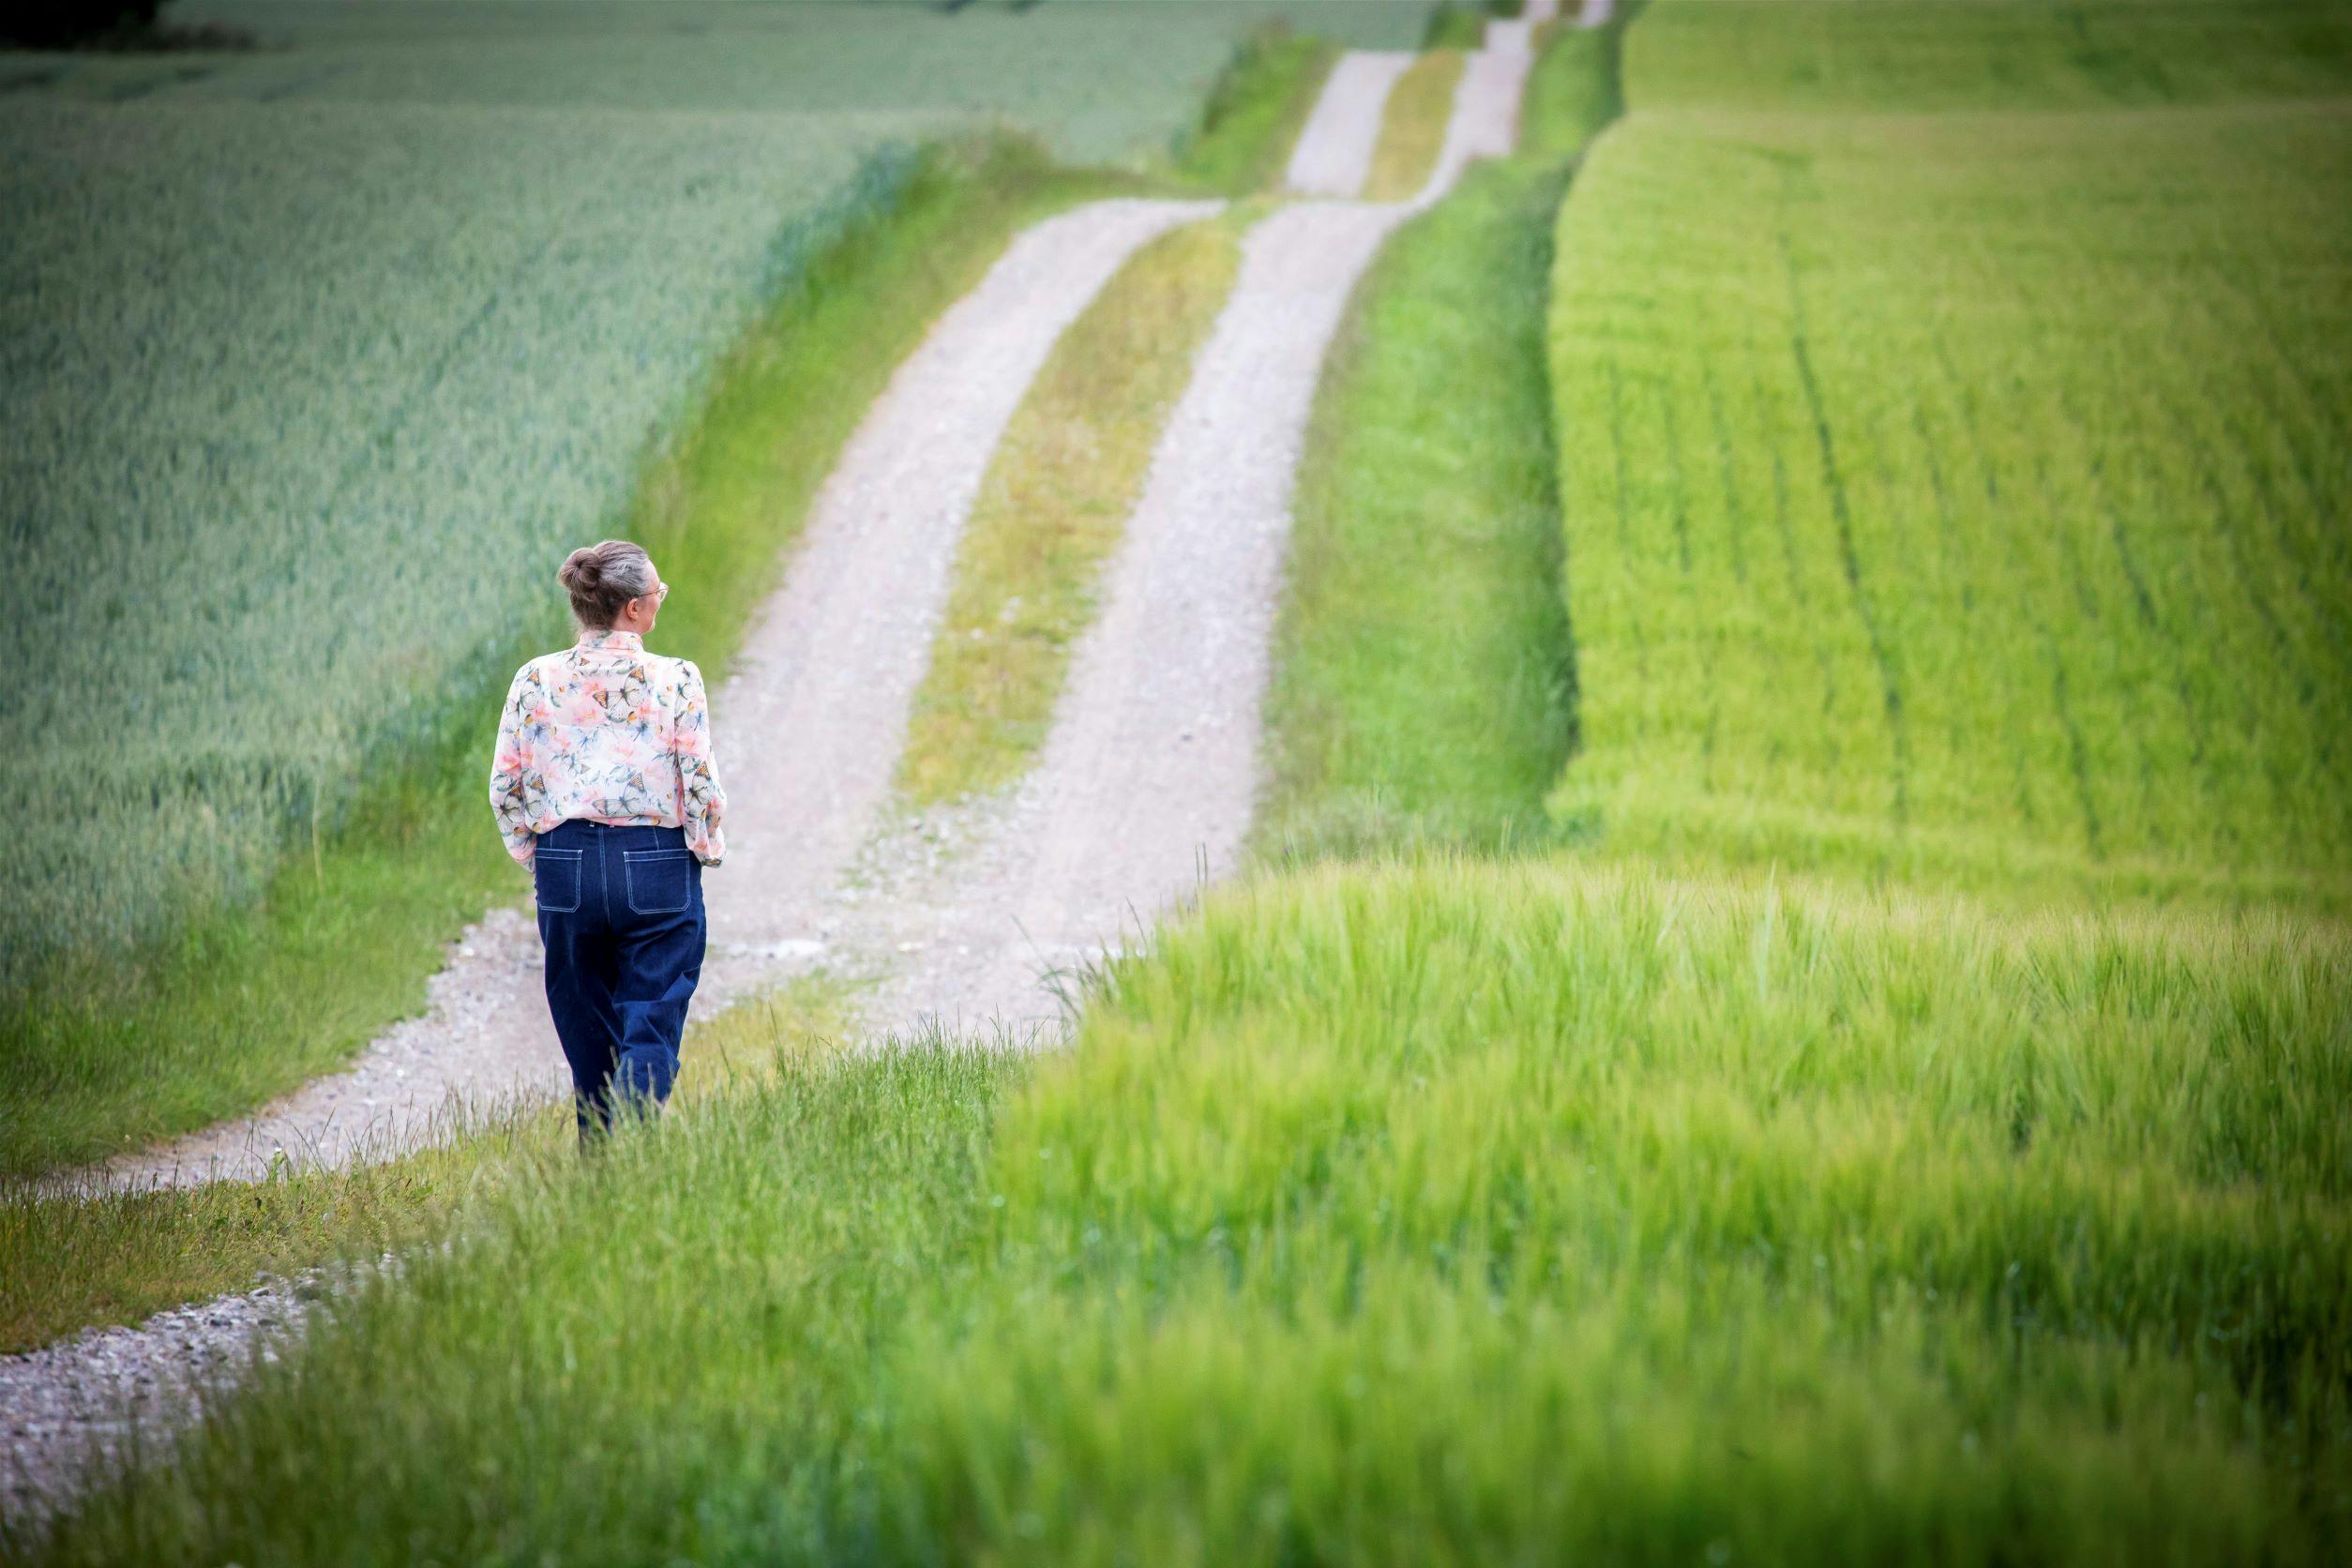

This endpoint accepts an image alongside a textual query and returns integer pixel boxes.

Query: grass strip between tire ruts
[1364,47,1468,200]
[897,211,1247,806]
[22,864,2349,1563]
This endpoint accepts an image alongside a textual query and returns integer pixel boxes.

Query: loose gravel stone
[700,196,1223,973]
[0,1256,389,1535]
[1284,50,1415,197]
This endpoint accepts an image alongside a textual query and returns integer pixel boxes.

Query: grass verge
[1522,7,1625,154]
[1255,12,1621,862]
[1170,23,1337,194]
[22,862,2349,1561]
[897,211,1245,805]
[1364,48,1467,200]
[1257,157,1576,860]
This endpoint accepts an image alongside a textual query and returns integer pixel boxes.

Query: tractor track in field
[841,24,1541,1041]
[6,17,1545,1525]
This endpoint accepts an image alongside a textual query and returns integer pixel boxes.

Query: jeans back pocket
[533,847,584,914]
[623,848,694,916]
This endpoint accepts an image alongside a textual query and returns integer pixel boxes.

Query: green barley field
[1550,0,2352,910]
[11,1,2352,1560]
[1,0,1429,969]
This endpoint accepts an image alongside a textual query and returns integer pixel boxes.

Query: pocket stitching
[622,849,693,916]
[534,848,584,914]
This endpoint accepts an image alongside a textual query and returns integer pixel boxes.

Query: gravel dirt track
[5,21,1542,1520]
[852,24,1540,1041]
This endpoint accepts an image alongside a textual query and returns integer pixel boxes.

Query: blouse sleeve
[489,665,538,866]
[675,659,726,867]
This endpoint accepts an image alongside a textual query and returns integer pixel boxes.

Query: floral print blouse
[489,628,726,867]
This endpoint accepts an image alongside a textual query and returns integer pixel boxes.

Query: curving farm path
[61,198,1218,1196]
[6,15,1547,1522]
[852,20,1541,1039]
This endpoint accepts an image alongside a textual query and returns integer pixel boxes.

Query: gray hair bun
[558,540,655,631]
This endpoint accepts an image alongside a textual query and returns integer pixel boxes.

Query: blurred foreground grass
[0,981,852,1356]
[22,863,2347,1561]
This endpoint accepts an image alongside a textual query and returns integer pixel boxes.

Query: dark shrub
[5,0,169,49]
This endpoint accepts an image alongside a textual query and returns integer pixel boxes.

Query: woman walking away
[489,540,727,1144]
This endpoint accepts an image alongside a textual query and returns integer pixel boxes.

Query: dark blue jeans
[532,819,706,1139]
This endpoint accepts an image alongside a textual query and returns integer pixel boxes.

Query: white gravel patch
[1284,50,1414,197]
[0,1258,389,1536]
[1485,16,1539,57]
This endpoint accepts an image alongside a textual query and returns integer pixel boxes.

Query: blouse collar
[574,627,644,656]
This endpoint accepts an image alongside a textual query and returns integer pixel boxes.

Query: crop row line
[2037,204,2343,817]
[1599,356,1651,684]
[2184,256,2352,691]
[1697,361,1750,587]
[1935,215,2222,863]
[1776,211,1910,829]
[1919,331,2070,841]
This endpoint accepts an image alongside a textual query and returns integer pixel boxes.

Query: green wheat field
[5,0,2349,1561]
